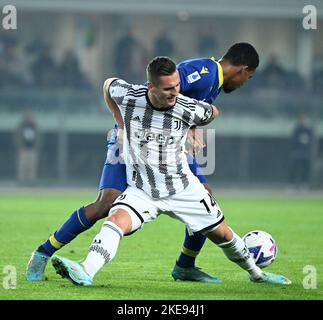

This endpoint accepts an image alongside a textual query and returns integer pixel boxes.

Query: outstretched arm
[103,78,124,129]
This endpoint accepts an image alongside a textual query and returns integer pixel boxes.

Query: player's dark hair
[223,43,259,70]
[147,56,177,85]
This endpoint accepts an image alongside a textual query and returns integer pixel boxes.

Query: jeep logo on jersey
[133,129,176,146]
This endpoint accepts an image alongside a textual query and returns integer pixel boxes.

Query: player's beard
[166,96,177,106]
[152,93,176,109]
[157,93,177,108]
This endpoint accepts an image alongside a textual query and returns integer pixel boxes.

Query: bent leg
[52,186,157,285]
[80,209,131,279]
[34,161,126,257]
[53,198,147,285]
[206,222,291,285]
[205,222,263,279]
[37,188,122,257]
[51,209,130,286]
[26,162,127,281]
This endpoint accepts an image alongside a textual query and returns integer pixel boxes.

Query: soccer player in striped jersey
[27,43,258,283]
[50,56,291,286]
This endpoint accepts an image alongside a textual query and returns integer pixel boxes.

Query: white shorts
[110,179,224,235]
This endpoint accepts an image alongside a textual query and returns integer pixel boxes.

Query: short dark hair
[222,43,259,70]
[146,56,177,85]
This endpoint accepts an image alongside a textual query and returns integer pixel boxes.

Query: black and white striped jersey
[109,78,214,199]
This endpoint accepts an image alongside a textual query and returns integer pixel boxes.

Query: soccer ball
[243,230,277,268]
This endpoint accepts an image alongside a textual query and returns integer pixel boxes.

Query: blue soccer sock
[37,207,93,257]
[176,228,207,268]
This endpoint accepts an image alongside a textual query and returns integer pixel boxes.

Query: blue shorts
[99,128,208,191]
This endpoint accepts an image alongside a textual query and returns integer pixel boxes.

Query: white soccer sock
[81,221,123,279]
[218,231,263,279]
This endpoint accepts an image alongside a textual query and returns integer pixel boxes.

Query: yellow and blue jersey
[177,57,223,104]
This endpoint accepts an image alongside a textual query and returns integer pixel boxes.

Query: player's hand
[186,128,205,155]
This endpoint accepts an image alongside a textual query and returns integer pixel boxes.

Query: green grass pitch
[0,189,322,300]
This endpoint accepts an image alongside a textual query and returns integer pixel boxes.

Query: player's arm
[196,105,219,127]
[190,97,220,127]
[186,105,218,154]
[103,78,124,129]
[186,127,205,154]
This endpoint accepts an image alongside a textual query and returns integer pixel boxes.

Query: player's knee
[107,208,142,235]
[107,210,130,233]
[107,209,141,234]
[205,222,233,245]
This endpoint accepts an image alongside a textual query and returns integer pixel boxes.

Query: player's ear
[147,81,154,91]
[237,65,251,77]
[231,65,244,76]
[238,65,247,74]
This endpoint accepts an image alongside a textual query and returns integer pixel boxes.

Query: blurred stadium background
[0,0,322,190]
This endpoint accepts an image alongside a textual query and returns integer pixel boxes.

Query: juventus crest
[174,119,182,130]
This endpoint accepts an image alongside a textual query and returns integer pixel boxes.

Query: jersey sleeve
[109,78,131,106]
[191,100,213,126]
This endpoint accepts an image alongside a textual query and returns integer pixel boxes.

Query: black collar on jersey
[145,91,176,112]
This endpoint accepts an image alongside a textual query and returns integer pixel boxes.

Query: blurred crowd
[1,30,323,95]
[0,34,93,91]
[249,54,323,94]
